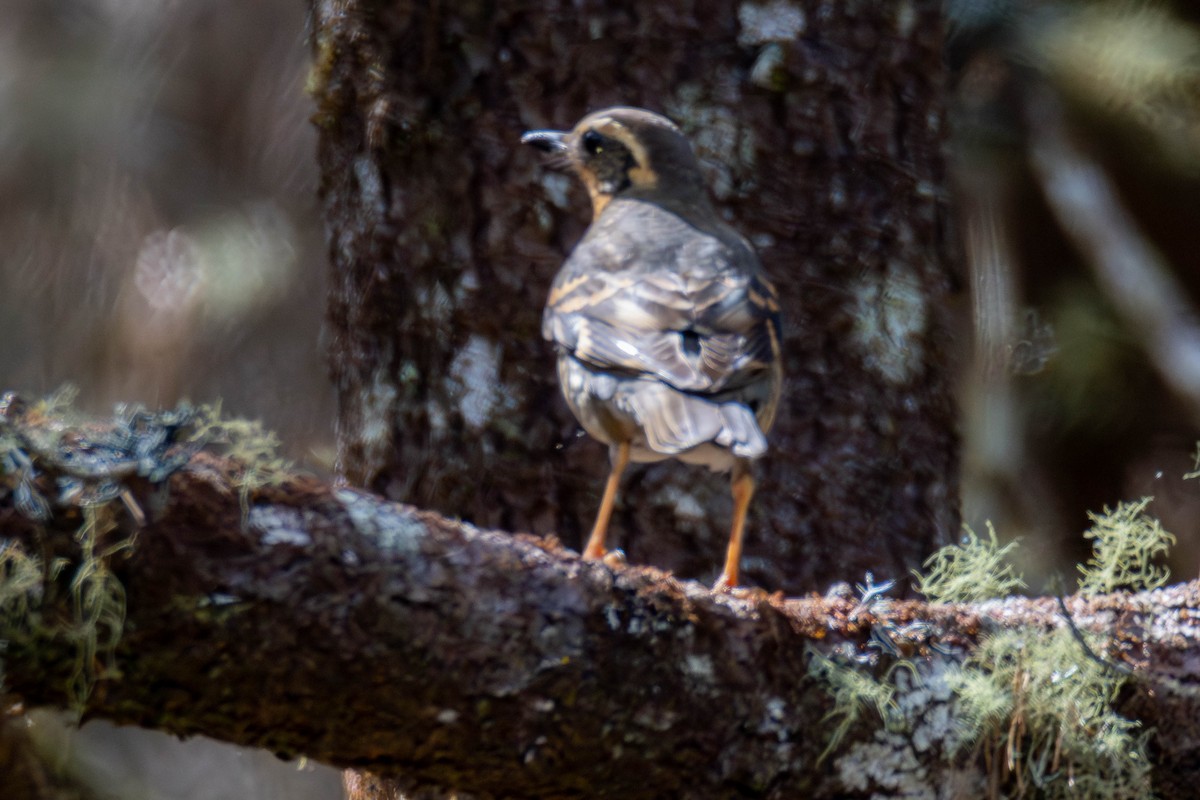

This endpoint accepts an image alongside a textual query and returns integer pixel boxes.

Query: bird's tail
[626,383,768,460]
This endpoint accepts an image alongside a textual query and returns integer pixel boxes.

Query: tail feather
[716,403,767,458]
[626,383,767,459]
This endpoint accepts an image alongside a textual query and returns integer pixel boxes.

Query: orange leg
[713,461,754,591]
[583,441,630,560]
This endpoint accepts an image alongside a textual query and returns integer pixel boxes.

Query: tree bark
[311,0,960,595]
[1,431,1197,798]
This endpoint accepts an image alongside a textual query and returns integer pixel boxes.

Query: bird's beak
[521,129,569,153]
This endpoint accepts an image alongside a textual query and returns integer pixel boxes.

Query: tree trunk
[312,0,960,596]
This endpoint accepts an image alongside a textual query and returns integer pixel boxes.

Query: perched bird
[522,107,782,590]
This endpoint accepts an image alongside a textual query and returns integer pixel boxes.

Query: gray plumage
[524,105,783,588]
[544,194,781,473]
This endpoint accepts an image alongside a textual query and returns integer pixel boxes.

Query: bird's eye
[581,130,604,156]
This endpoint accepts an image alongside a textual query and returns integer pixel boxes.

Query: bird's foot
[711,573,738,593]
[601,549,627,569]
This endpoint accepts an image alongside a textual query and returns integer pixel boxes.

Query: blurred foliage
[948,0,1200,586]
[0,2,338,797]
[0,0,333,470]
[1024,2,1200,174]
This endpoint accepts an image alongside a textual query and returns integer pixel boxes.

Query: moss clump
[940,500,1169,798]
[0,541,44,640]
[950,625,1151,798]
[807,647,904,759]
[0,389,290,707]
[914,522,1026,603]
[60,506,129,708]
[0,521,125,711]
[1077,498,1174,595]
[812,499,1172,797]
[190,400,292,517]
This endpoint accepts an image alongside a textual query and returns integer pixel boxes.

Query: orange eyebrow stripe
[628,164,658,189]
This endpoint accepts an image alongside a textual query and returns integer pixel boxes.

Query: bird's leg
[583,440,630,560]
[713,460,754,592]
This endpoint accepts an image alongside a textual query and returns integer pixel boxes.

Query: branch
[2,403,1199,798]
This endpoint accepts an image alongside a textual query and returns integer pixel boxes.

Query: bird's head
[522,107,708,218]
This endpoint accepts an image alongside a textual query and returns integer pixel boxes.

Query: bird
[522,106,783,591]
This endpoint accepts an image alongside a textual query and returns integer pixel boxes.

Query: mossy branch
[837,502,1176,799]
[1,400,1200,798]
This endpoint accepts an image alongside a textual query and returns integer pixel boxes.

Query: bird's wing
[543,227,781,395]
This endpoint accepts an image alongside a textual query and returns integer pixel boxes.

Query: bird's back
[543,196,782,469]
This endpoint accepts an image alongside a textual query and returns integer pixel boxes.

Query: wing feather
[542,203,781,398]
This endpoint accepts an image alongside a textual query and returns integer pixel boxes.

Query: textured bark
[312,0,959,595]
[1,439,1198,798]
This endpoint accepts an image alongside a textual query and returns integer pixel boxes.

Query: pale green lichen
[1077,497,1175,595]
[0,391,292,707]
[0,542,44,697]
[0,512,127,710]
[832,660,969,797]
[849,264,929,385]
[807,647,902,760]
[948,626,1151,799]
[939,503,1165,798]
[0,543,43,626]
[64,506,129,708]
[190,401,292,522]
[813,498,1169,798]
[914,522,1025,604]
